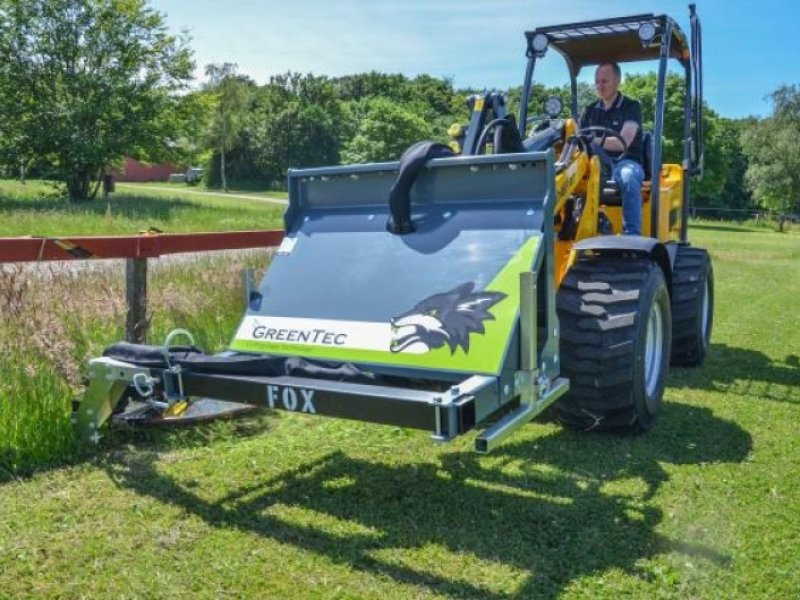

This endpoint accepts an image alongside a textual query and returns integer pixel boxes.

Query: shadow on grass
[105,402,751,599]
[671,343,800,404]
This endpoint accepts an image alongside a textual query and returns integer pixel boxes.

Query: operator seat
[493,116,526,154]
[600,131,653,205]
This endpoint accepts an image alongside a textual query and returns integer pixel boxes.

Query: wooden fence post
[125,258,148,344]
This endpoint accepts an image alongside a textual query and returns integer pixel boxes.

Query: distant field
[0,209,798,596]
[0,179,286,236]
[113,181,288,204]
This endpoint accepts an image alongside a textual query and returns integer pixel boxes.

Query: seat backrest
[493,117,526,154]
[642,131,653,181]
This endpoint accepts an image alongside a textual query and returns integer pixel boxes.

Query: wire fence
[690,206,799,224]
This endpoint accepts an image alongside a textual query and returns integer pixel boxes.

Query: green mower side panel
[230,151,554,377]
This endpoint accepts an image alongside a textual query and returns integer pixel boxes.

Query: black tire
[555,258,672,433]
[670,246,714,366]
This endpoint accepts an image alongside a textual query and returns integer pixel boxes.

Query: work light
[638,22,657,44]
[532,33,549,55]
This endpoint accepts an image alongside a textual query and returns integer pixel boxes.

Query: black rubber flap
[102,343,376,383]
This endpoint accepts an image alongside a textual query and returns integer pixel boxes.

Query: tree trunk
[66,170,93,202]
[91,176,103,200]
[220,148,228,191]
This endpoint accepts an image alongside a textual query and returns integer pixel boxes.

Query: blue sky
[154,0,798,118]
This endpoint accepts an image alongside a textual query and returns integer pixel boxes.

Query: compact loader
[74,6,713,452]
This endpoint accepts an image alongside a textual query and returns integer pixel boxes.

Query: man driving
[580,61,645,235]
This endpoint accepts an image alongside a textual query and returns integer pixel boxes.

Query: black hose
[475,117,511,154]
[387,141,455,235]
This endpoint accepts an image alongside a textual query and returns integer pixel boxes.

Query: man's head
[594,62,621,104]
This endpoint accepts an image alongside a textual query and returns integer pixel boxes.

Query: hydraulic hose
[387,141,454,235]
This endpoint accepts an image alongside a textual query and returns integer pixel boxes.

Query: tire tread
[555,258,666,432]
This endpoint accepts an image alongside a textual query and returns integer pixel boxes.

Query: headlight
[532,33,549,54]
[638,22,657,44]
[544,96,563,118]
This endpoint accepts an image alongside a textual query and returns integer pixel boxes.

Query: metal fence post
[125,258,148,344]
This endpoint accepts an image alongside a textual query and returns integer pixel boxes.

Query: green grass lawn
[113,181,290,206]
[0,179,286,236]
[0,216,798,597]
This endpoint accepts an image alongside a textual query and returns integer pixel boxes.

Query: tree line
[0,0,797,219]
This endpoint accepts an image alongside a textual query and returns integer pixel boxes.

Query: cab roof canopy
[525,13,690,73]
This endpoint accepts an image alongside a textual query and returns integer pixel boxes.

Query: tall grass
[0,251,270,475]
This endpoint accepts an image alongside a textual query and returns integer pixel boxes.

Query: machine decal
[390,283,506,355]
[230,234,542,375]
[267,385,316,413]
[235,315,392,352]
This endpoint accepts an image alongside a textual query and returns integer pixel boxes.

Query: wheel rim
[700,279,710,341]
[644,301,664,398]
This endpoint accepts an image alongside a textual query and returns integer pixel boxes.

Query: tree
[248,102,340,185]
[199,74,346,189]
[341,98,434,164]
[712,117,752,211]
[741,85,800,228]
[0,0,193,200]
[153,89,215,170]
[204,63,252,191]
[622,72,728,204]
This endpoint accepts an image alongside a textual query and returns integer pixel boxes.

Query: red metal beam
[0,230,284,263]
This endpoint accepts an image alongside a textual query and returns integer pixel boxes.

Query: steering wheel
[576,126,629,162]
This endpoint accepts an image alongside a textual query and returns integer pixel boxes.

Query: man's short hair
[597,61,622,79]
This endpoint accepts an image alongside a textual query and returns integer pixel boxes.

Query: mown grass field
[0,180,798,598]
[0,179,285,236]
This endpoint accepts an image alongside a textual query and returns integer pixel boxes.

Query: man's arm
[601,99,641,153]
[602,121,638,152]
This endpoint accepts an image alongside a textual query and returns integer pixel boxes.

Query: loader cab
[521,95,571,153]
[519,7,704,243]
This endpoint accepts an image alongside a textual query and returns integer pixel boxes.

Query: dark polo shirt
[580,93,643,166]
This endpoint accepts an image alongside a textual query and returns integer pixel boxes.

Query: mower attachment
[75,150,568,452]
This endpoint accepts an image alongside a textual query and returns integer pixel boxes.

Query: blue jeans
[612,159,645,235]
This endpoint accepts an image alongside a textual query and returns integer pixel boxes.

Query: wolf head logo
[390,282,506,354]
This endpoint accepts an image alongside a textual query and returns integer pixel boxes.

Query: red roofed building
[112,157,184,182]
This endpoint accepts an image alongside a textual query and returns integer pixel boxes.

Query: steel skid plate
[112,398,258,427]
[230,151,554,377]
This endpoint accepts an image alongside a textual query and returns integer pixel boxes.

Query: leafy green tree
[711,117,752,211]
[204,63,253,191]
[335,72,409,103]
[0,0,193,200]
[248,101,340,184]
[201,73,345,189]
[169,90,216,169]
[741,85,800,227]
[622,72,727,203]
[335,72,460,140]
[341,98,434,164]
